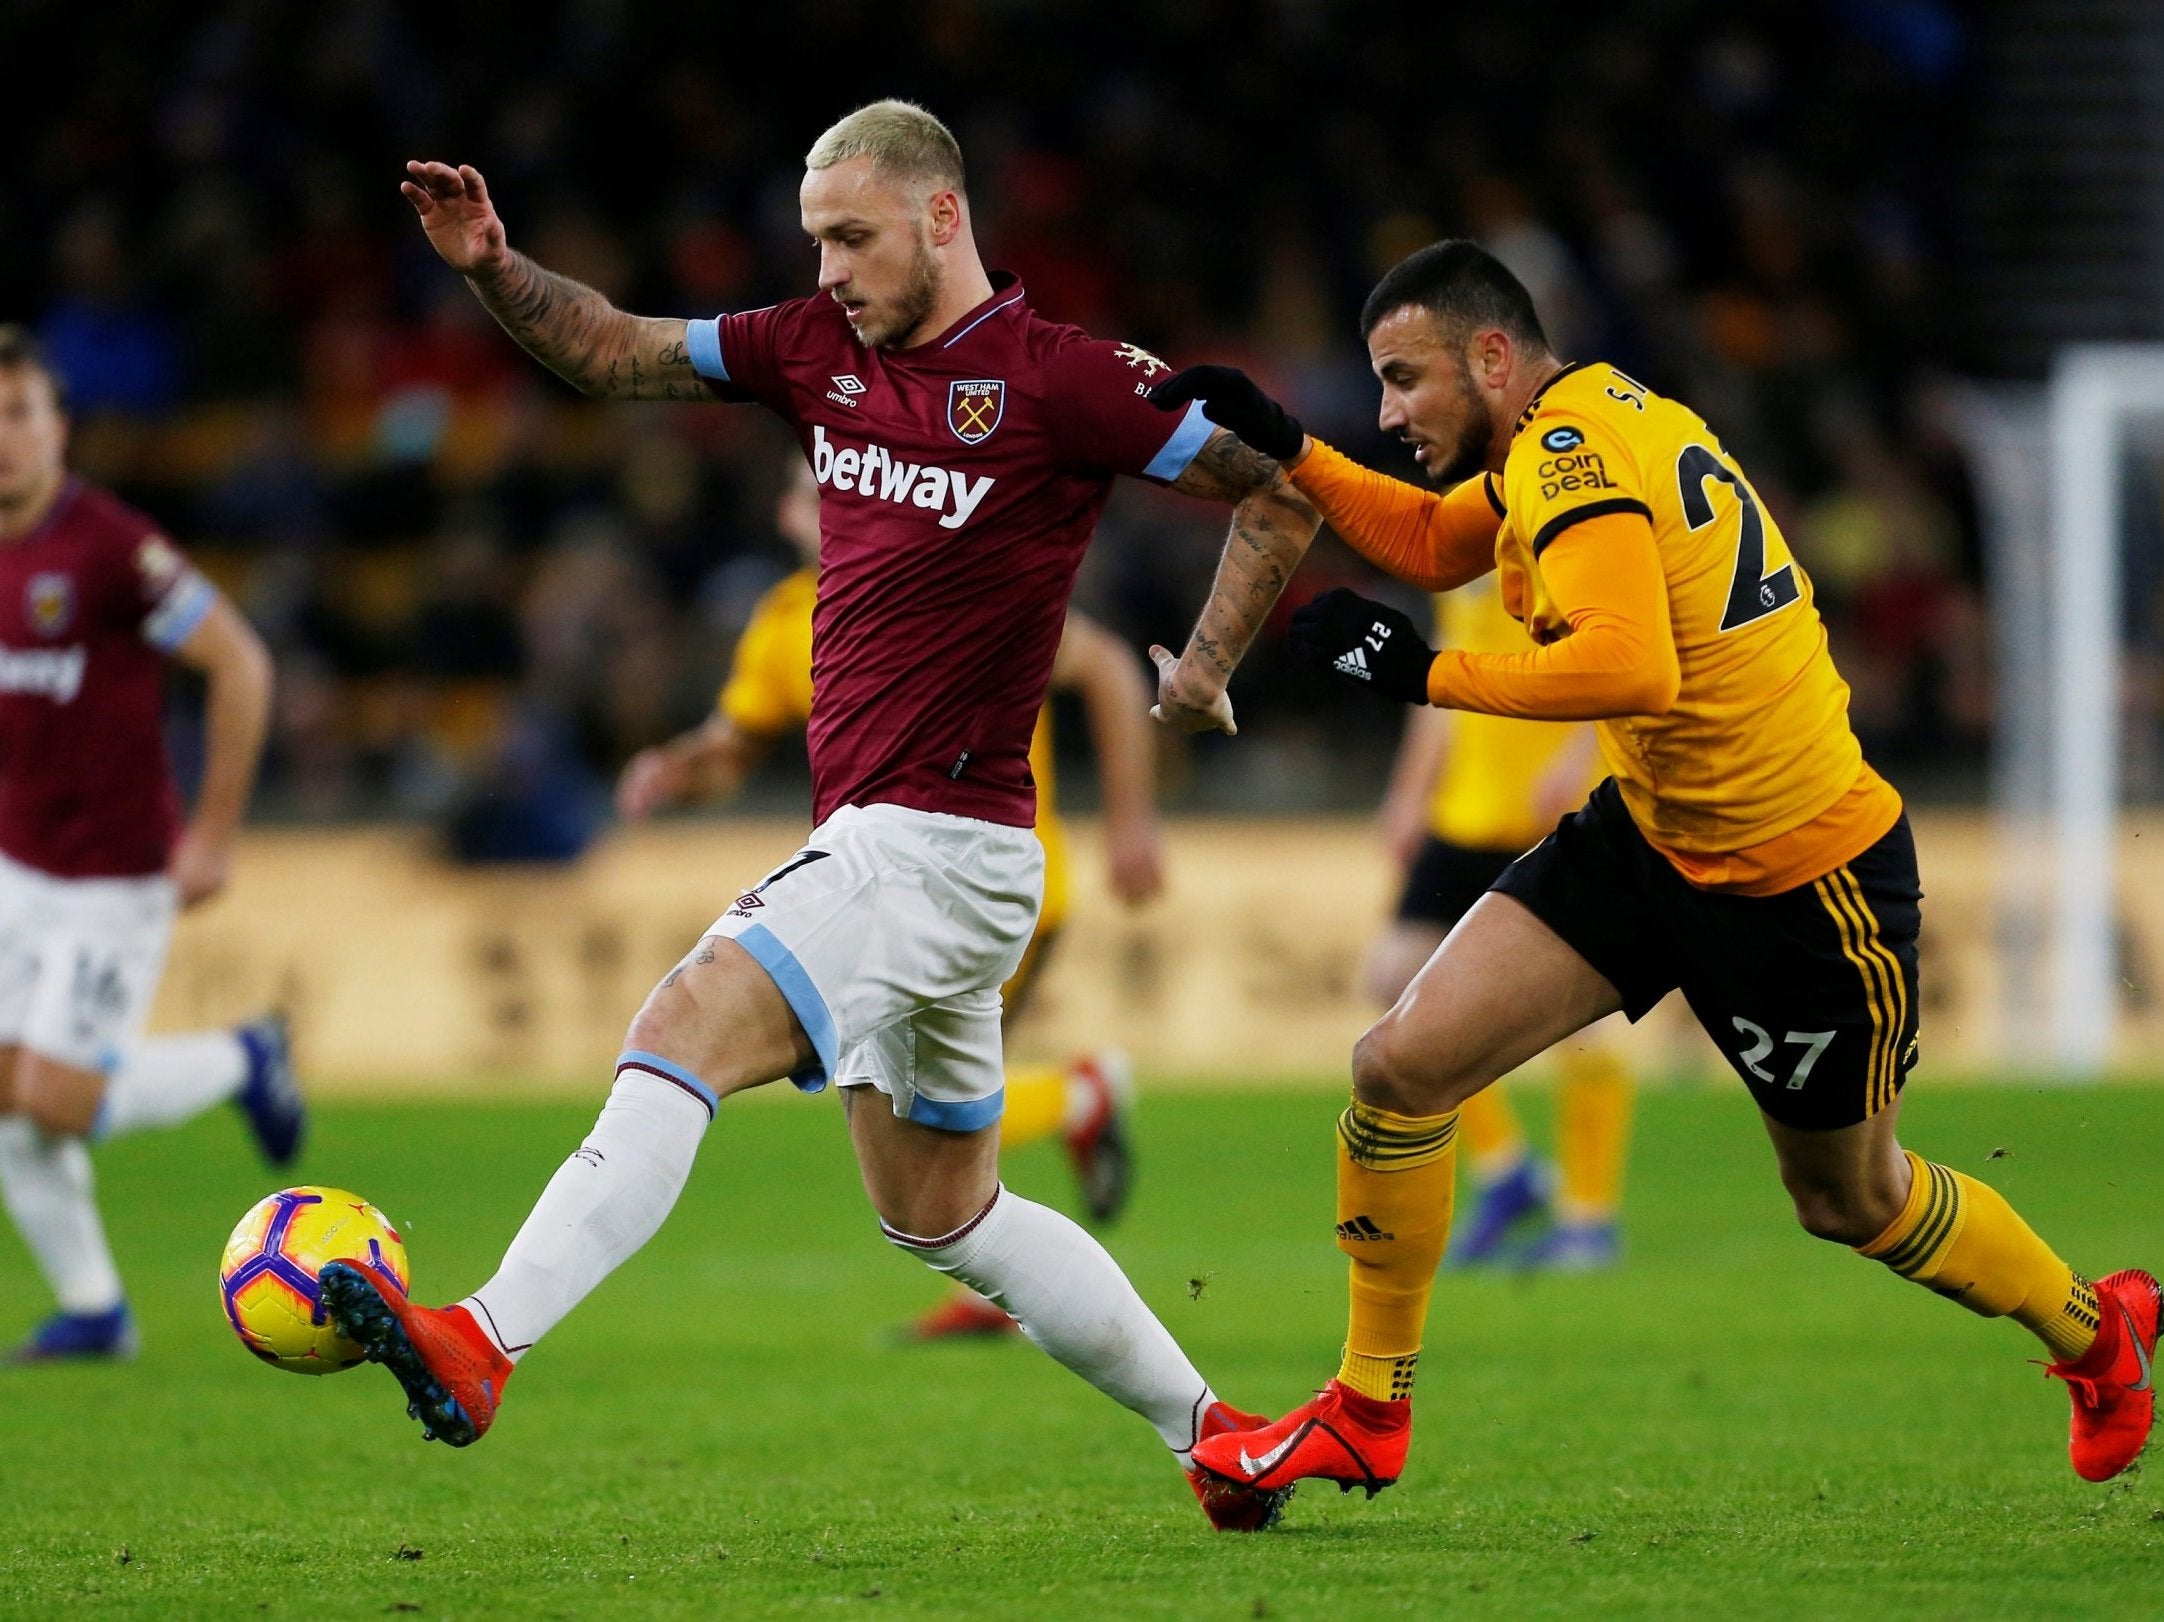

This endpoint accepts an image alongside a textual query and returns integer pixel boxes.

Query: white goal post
[1960,345,2164,1075]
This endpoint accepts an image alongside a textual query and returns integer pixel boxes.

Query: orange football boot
[1191,1378,1409,1499]
[318,1261,513,1447]
[907,1291,1019,1340]
[1187,1400,1296,1531]
[2047,1268,2160,1482]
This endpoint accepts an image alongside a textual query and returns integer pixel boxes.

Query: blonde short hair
[804,99,965,195]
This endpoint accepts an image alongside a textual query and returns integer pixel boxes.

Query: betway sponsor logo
[810,425,995,531]
[0,644,84,703]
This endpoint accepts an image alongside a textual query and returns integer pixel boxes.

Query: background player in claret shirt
[0,328,300,1362]
[317,101,1320,1531]
[617,459,1161,1339]
[1365,583,1632,1272]
[1143,242,2156,1504]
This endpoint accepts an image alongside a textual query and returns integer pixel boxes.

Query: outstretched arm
[1049,612,1164,904]
[615,716,774,820]
[402,161,705,401]
[1150,428,1323,735]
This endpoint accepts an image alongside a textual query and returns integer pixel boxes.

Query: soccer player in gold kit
[1145,241,2155,1501]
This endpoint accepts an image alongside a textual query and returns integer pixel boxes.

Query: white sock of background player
[459,1068,710,1361]
[0,1117,126,1315]
[889,1184,1220,1467]
[97,1032,250,1137]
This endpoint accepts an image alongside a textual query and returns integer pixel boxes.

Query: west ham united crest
[25,573,72,637]
[947,379,1005,445]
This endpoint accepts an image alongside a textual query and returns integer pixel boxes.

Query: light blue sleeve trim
[685,317,729,382]
[143,575,215,652]
[733,923,838,1092]
[1142,399,1212,482]
[905,1087,1006,1134]
[616,1048,718,1116]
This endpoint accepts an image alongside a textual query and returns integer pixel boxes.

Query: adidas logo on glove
[1333,647,1371,681]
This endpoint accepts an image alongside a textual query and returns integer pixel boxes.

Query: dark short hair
[1359,240,1549,353]
[0,325,66,408]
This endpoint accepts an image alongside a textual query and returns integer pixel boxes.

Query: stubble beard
[857,232,941,350]
[1426,360,1493,487]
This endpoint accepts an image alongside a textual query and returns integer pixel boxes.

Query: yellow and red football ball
[218,1187,409,1374]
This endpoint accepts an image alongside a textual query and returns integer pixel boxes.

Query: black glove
[1147,364,1305,464]
[1289,588,1436,704]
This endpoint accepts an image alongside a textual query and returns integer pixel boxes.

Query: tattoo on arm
[1172,431,1322,681]
[467,249,706,401]
[1172,428,1287,503]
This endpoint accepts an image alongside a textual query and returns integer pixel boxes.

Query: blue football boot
[235,1014,305,1167]
[1446,1155,1552,1268]
[11,1303,138,1362]
[1518,1219,1623,1273]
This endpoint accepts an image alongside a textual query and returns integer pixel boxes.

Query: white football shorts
[705,802,1042,1132]
[0,849,177,1073]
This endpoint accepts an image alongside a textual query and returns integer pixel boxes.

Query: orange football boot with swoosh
[2047,1268,2160,1482]
[1191,1378,1410,1500]
[318,1261,514,1448]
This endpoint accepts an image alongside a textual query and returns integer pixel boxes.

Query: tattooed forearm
[466,250,705,401]
[1174,433,1322,682]
[1172,428,1290,504]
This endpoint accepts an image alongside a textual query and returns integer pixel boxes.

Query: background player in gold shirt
[1367,580,1629,1271]
[618,461,1164,1337]
[1147,240,2155,1503]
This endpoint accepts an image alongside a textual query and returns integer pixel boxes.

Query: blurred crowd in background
[1,0,2002,852]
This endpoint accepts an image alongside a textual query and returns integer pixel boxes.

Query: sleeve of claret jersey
[1045,338,1215,481]
[1423,512,1680,718]
[683,301,795,411]
[1286,441,1501,591]
[127,531,217,651]
[716,591,809,736]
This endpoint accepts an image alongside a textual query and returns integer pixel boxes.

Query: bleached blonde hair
[804,100,965,195]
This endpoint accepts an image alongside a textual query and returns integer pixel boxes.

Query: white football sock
[0,1117,125,1314]
[461,1066,711,1362]
[97,1032,250,1138]
[889,1185,1217,1464]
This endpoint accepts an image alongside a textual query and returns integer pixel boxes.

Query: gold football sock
[1455,1086,1524,1182]
[1555,1047,1632,1223]
[999,1065,1067,1149]
[1336,1098,1458,1403]
[1857,1150,2100,1362]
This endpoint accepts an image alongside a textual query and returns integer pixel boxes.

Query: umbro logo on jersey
[1336,1215,1392,1241]
[810,425,996,531]
[827,374,867,409]
[1333,647,1372,681]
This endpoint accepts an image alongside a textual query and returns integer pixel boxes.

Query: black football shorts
[1494,778,1921,1130]
[1393,836,1519,930]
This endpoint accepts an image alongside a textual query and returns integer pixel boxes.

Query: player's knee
[1351,1021,1458,1117]
[1785,1177,1897,1247]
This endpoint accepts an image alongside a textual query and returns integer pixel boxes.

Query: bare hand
[401,161,510,277]
[1147,645,1237,736]
[168,827,233,909]
[616,747,689,821]
[1103,814,1166,906]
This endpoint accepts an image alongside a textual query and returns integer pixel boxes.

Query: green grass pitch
[2,1080,2161,1618]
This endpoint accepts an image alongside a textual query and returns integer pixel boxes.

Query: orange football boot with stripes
[1187,1400,1297,1531]
[2047,1268,2160,1482]
[1191,1379,1410,1499]
[318,1261,514,1447]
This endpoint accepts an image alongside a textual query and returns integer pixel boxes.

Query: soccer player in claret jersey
[616,459,1161,1338]
[318,102,1320,1530]
[1145,242,2156,1502]
[0,328,300,1362]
